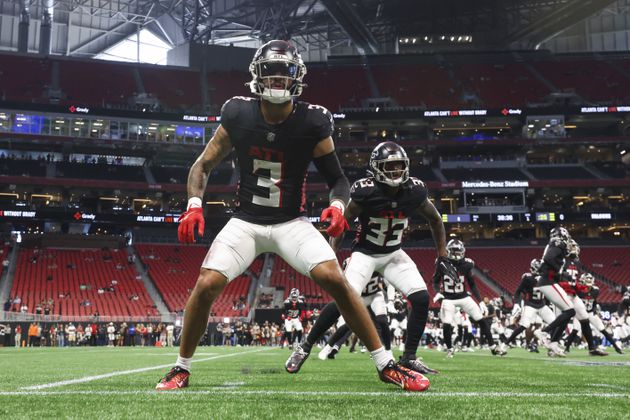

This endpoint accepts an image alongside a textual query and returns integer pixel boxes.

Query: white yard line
[20,348,270,391]
[1,390,629,398]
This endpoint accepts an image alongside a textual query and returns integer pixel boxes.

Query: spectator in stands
[12,296,20,312]
[1,258,8,273]
[20,303,28,313]
[3,298,10,312]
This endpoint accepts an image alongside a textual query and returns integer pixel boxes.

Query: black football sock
[601,330,622,352]
[327,324,351,347]
[302,301,340,354]
[565,329,579,352]
[506,325,526,345]
[295,330,303,344]
[374,314,391,351]
[544,309,576,342]
[579,320,596,350]
[402,290,429,361]
[464,331,473,347]
[443,323,454,349]
[332,328,353,349]
[455,326,464,346]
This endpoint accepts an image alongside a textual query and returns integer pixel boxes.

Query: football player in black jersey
[319,269,391,360]
[286,141,451,376]
[504,259,555,347]
[281,288,306,347]
[433,239,507,358]
[533,227,578,357]
[157,41,427,392]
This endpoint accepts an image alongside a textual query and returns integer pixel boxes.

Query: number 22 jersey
[350,176,428,255]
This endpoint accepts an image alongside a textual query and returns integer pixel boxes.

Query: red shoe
[379,361,430,392]
[156,366,190,390]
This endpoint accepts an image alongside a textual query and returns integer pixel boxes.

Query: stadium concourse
[1,0,630,416]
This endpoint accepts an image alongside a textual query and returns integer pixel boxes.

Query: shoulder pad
[549,238,565,248]
[350,177,377,199]
[409,177,426,188]
[464,258,475,267]
[305,103,334,138]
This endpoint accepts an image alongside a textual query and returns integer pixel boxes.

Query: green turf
[0,346,629,419]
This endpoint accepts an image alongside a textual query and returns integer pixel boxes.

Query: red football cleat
[155,366,190,391]
[379,361,430,392]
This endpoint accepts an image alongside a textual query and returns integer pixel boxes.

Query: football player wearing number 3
[286,141,451,377]
[156,40,428,392]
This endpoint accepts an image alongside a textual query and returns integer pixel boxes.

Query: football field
[1,346,629,419]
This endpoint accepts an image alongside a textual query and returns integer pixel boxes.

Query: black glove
[435,256,459,282]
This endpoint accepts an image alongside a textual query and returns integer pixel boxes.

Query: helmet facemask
[249,57,306,104]
[446,240,465,261]
[370,157,409,187]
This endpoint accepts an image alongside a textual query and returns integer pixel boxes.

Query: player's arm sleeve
[313,151,350,205]
[219,98,239,135]
[542,244,564,271]
[432,271,441,292]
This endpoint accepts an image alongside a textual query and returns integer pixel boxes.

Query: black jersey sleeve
[409,177,429,205]
[543,240,566,271]
[307,104,334,140]
[349,178,376,206]
[514,274,528,302]
[219,97,242,135]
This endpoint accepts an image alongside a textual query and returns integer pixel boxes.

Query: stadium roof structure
[0,0,625,61]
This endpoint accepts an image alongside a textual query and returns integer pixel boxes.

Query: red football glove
[320,204,349,238]
[177,207,205,243]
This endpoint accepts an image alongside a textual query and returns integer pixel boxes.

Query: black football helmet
[368,141,410,187]
[549,226,571,245]
[248,40,306,104]
[446,239,465,261]
[530,258,542,274]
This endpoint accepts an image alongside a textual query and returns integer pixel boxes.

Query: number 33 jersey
[221,96,333,224]
[350,176,428,255]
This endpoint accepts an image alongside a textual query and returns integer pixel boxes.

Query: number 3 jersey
[220,97,334,224]
[350,176,428,255]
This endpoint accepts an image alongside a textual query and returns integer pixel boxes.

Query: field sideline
[1,346,629,419]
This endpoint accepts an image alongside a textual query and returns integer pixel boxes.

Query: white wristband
[330,200,345,214]
[187,197,203,210]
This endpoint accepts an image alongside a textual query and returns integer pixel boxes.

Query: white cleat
[318,344,332,361]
